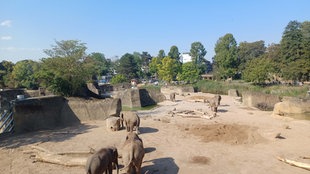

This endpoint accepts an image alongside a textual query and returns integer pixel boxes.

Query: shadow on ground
[139,127,159,134]
[142,157,179,174]
[0,123,97,149]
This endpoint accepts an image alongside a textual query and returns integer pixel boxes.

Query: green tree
[10,60,40,89]
[157,57,178,83]
[116,53,139,80]
[242,57,274,84]
[149,57,161,79]
[213,33,238,79]
[237,40,266,72]
[0,60,14,87]
[168,45,180,62]
[177,62,200,83]
[40,40,88,96]
[190,42,207,65]
[110,74,127,84]
[84,52,109,80]
[190,41,208,74]
[158,49,165,59]
[280,20,309,81]
[301,21,310,81]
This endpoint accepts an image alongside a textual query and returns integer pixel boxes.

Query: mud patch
[187,123,266,145]
[190,156,210,164]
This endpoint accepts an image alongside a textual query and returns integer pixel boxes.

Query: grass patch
[194,80,309,98]
[122,105,158,111]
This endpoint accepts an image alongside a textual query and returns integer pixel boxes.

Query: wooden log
[277,156,310,171]
[25,145,92,167]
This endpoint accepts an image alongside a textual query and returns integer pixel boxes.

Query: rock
[106,117,120,131]
[273,98,310,115]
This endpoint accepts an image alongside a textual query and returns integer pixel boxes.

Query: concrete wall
[242,91,281,111]
[13,96,121,133]
[115,88,166,108]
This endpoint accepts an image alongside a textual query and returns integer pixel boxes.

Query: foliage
[9,60,40,89]
[84,52,110,78]
[157,49,165,59]
[237,40,266,72]
[110,74,128,84]
[39,40,89,96]
[177,62,200,83]
[242,57,274,84]
[190,41,209,74]
[168,45,180,62]
[149,57,161,78]
[157,57,178,83]
[279,20,310,81]
[213,33,238,79]
[116,53,139,80]
[0,60,14,87]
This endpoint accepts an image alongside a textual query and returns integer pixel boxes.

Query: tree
[280,20,309,81]
[110,74,127,84]
[168,45,180,62]
[213,33,238,79]
[242,57,274,84]
[190,41,208,74]
[301,21,310,81]
[40,40,89,96]
[10,60,40,89]
[116,53,139,81]
[0,60,14,87]
[190,42,207,65]
[157,57,178,83]
[280,20,303,64]
[177,62,200,83]
[237,40,266,72]
[84,52,109,80]
[157,49,165,59]
[149,57,161,79]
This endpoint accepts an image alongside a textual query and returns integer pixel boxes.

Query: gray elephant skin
[85,147,119,174]
[120,111,140,133]
[122,132,145,174]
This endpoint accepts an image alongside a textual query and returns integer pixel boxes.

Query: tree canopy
[213,33,238,79]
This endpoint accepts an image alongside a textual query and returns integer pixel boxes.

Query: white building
[180,53,192,63]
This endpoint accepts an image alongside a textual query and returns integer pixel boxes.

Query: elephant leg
[107,163,112,174]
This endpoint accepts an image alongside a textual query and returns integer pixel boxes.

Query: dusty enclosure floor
[1,93,310,174]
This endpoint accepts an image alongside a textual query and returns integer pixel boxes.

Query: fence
[0,101,14,134]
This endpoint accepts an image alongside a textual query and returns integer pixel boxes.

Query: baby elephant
[120,111,140,134]
[106,117,121,131]
[85,147,119,174]
[122,132,145,174]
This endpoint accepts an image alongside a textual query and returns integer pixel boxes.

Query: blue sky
[1,0,310,63]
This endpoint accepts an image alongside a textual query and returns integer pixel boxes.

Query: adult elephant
[121,132,145,174]
[120,111,140,134]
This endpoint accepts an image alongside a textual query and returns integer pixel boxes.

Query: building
[180,53,192,63]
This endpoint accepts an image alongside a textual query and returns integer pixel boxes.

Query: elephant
[214,94,222,106]
[169,92,176,102]
[120,111,140,134]
[106,117,121,131]
[85,147,119,174]
[121,132,145,174]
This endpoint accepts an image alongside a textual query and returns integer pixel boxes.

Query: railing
[0,102,14,134]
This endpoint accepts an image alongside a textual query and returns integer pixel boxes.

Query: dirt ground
[1,92,310,174]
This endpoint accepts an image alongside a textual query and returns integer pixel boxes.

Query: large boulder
[273,97,310,115]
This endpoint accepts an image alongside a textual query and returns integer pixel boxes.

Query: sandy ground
[1,93,310,174]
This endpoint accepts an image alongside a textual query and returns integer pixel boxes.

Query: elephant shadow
[144,147,156,154]
[217,109,228,113]
[139,127,159,134]
[142,157,179,174]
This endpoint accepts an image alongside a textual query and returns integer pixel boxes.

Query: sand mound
[187,123,266,145]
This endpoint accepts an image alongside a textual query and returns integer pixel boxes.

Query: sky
[1,0,310,63]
